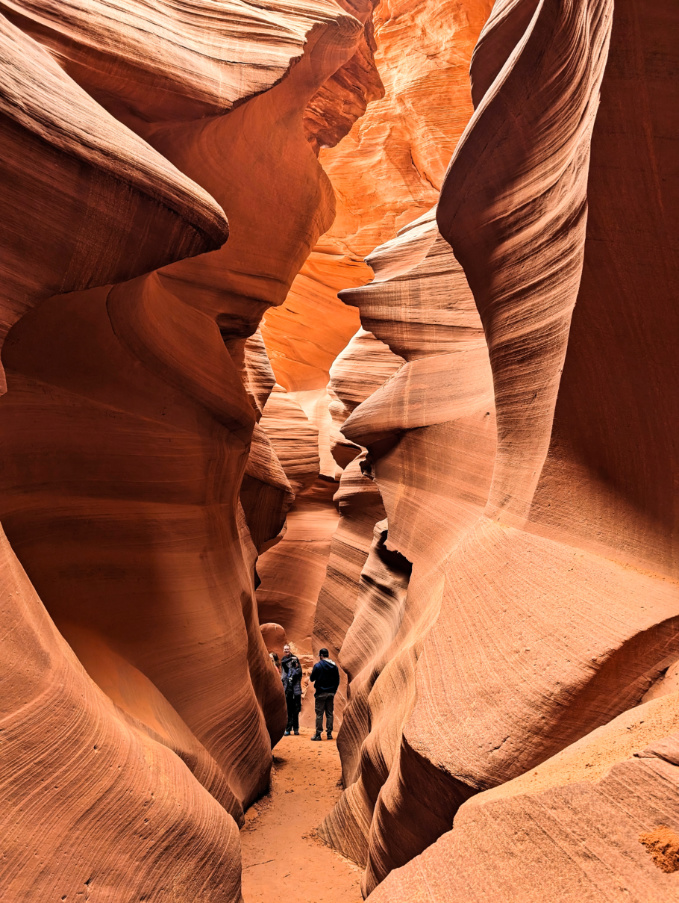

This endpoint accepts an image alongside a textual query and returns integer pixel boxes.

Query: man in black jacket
[282,655,302,736]
[309,648,340,741]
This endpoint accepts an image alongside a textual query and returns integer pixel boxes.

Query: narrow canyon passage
[2,0,678,900]
[246,376,360,902]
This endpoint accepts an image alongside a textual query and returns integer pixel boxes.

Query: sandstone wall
[0,0,381,897]
[314,0,679,898]
[2,0,677,899]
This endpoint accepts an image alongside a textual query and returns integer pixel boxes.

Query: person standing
[282,655,302,736]
[309,648,340,741]
[281,643,293,676]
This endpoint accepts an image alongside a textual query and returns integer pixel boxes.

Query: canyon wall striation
[2,0,678,900]
[259,0,494,678]
[0,0,382,898]
[314,0,679,898]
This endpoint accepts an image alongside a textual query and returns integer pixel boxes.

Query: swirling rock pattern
[0,0,360,120]
[315,0,679,897]
[317,210,497,891]
[0,529,244,902]
[0,0,379,897]
[371,706,679,902]
[265,0,494,719]
[312,328,404,721]
[2,0,678,898]
[0,15,228,387]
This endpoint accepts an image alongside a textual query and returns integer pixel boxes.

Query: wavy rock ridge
[2,0,678,899]
[314,0,679,899]
[0,0,382,898]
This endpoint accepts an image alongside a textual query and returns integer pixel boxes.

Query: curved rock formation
[255,386,336,651]
[371,696,679,901]
[423,0,679,843]
[313,0,679,897]
[261,0,494,728]
[312,328,404,720]
[438,0,612,522]
[0,15,227,385]
[262,0,495,405]
[317,209,497,891]
[0,0,359,119]
[0,0,382,896]
[0,531,244,902]
[3,0,678,898]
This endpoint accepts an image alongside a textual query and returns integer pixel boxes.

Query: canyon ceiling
[1,0,677,900]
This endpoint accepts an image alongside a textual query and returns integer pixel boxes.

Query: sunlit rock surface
[2,0,678,898]
[312,328,404,718]
[314,0,679,897]
[318,209,498,888]
[0,0,377,896]
[261,0,495,665]
[371,701,679,902]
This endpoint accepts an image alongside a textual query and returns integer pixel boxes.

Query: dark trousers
[285,693,301,731]
[315,693,335,734]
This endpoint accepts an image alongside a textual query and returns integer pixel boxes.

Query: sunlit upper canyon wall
[1,0,678,902]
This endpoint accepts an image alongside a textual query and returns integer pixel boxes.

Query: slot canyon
[1,0,678,899]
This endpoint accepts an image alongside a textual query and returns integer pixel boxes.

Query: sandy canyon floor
[241,727,362,903]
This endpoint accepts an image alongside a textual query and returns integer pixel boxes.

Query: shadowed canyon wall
[314,0,679,899]
[0,0,381,897]
[1,0,678,900]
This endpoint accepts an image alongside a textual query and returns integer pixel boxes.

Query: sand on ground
[240,726,362,903]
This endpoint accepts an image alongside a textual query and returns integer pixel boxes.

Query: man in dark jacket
[282,655,302,736]
[281,644,293,676]
[309,648,340,741]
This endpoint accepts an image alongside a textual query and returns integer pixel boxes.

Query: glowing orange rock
[0,0,375,896]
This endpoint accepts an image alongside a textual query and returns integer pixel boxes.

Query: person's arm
[331,665,340,692]
[309,663,318,683]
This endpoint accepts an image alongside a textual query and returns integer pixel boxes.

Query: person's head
[290,656,299,668]
[319,648,329,660]
[271,652,280,664]
[283,644,290,656]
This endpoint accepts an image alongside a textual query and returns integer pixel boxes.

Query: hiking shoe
[327,732,333,740]
[311,734,322,741]
[284,730,291,736]
[293,730,300,735]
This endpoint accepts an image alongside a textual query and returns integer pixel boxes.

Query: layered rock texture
[0,0,379,898]
[2,0,678,900]
[258,0,496,679]
[312,0,679,899]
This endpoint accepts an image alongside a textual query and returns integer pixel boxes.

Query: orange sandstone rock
[316,209,497,888]
[0,15,227,388]
[260,623,289,659]
[0,529,244,903]
[321,0,679,895]
[370,714,679,902]
[0,0,377,897]
[255,387,336,651]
